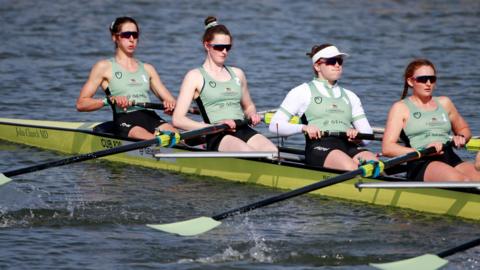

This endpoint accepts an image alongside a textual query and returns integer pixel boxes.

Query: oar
[146,146,438,236]
[130,101,200,115]
[0,120,248,186]
[269,131,383,141]
[467,137,480,151]
[370,237,480,270]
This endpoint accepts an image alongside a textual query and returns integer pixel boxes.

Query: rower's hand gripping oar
[0,120,249,186]
[370,237,480,270]
[146,146,439,236]
[102,87,200,115]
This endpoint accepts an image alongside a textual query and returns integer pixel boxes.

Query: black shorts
[406,145,463,181]
[305,136,366,167]
[114,110,167,138]
[205,125,259,151]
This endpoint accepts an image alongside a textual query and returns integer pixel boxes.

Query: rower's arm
[382,101,414,156]
[172,70,210,130]
[347,90,373,145]
[269,85,308,136]
[237,68,257,119]
[145,63,176,113]
[76,60,110,112]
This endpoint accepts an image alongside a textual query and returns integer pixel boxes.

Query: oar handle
[131,100,200,115]
[321,131,382,141]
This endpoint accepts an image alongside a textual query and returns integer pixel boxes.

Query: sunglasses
[117,31,139,39]
[320,57,343,66]
[414,75,437,84]
[209,44,232,52]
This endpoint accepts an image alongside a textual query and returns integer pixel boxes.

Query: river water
[0,0,479,269]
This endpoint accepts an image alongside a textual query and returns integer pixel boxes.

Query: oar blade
[0,173,12,186]
[147,216,221,236]
[370,254,448,270]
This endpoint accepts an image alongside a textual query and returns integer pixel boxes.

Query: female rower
[76,16,176,140]
[382,58,480,181]
[269,44,377,171]
[172,16,277,152]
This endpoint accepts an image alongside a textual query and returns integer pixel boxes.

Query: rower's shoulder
[436,96,457,113]
[184,68,203,78]
[89,59,112,76]
[390,99,409,112]
[228,66,246,79]
[93,58,112,69]
[436,95,453,106]
[181,68,204,87]
[288,83,310,96]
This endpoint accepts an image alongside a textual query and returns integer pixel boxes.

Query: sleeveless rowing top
[301,79,352,132]
[108,58,151,113]
[403,97,451,149]
[195,66,244,124]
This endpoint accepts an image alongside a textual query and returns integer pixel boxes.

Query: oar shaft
[179,119,248,140]
[3,138,159,177]
[437,237,480,258]
[212,146,437,221]
[131,101,200,115]
[212,169,361,220]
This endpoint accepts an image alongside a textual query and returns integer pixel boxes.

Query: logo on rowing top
[209,81,216,88]
[115,72,122,79]
[413,112,422,119]
[234,77,241,86]
[314,96,322,104]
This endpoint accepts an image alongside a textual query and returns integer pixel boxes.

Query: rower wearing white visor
[269,44,378,171]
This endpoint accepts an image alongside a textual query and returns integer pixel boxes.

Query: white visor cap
[311,46,349,64]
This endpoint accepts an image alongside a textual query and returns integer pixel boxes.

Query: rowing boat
[0,117,479,220]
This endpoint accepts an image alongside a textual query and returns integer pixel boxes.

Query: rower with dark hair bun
[76,16,176,139]
[172,16,277,152]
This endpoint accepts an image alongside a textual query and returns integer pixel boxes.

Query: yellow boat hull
[0,117,479,220]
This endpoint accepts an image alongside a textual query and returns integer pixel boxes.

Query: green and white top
[403,97,451,149]
[108,58,151,113]
[303,80,355,132]
[195,66,245,124]
[269,78,372,143]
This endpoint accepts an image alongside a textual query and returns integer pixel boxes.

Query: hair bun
[204,16,219,29]
[204,16,217,26]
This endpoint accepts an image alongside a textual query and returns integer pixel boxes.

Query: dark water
[1,0,479,269]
